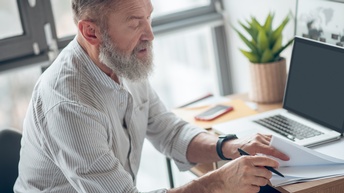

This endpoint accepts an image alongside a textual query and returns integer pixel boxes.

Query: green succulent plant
[234,12,294,63]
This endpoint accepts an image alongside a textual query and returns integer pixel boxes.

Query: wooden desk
[189,93,344,193]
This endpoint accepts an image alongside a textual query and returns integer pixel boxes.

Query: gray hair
[71,0,120,29]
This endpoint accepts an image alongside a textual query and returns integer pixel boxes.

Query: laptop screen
[283,37,344,134]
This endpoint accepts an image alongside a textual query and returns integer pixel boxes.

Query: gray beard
[99,32,154,82]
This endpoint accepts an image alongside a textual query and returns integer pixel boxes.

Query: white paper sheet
[269,136,344,186]
[270,136,344,166]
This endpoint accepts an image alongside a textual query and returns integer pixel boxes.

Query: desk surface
[188,93,344,193]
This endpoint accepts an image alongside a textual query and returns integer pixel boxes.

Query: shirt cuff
[171,124,206,171]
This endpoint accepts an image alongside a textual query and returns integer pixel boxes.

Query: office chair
[0,129,22,193]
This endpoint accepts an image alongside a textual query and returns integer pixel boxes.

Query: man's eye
[131,25,140,30]
[130,22,140,29]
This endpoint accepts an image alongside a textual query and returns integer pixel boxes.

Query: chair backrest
[0,129,22,193]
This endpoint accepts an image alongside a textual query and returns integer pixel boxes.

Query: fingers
[264,145,290,161]
[241,134,270,149]
[249,155,279,168]
[243,156,276,186]
[238,156,274,188]
[243,134,290,161]
[251,176,270,187]
[243,133,270,146]
[219,156,275,193]
[256,133,271,145]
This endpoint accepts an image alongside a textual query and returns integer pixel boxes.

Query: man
[14,0,289,192]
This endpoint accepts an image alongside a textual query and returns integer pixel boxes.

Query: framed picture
[296,0,344,46]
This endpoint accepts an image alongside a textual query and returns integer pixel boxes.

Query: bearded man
[14,0,288,192]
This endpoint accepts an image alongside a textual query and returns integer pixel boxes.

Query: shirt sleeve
[42,102,166,193]
[145,84,206,171]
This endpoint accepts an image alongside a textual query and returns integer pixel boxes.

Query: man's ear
[78,20,101,46]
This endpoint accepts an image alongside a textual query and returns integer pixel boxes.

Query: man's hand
[169,154,280,193]
[170,133,287,193]
[217,155,279,193]
[222,133,290,161]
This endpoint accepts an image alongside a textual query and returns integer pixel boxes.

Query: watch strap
[216,134,238,160]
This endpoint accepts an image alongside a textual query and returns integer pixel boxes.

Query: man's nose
[142,21,154,41]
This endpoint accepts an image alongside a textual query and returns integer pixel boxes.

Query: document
[269,136,344,186]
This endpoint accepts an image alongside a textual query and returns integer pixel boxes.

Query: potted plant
[234,12,294,103]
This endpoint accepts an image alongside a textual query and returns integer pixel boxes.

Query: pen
[237,148,284,178]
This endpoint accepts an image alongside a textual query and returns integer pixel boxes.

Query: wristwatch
[216,134,238,160]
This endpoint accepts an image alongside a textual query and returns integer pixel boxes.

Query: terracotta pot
[249,58,287,103]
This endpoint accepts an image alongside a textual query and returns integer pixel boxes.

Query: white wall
[223,0,297,93]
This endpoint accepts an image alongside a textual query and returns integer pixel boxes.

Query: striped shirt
[14,38,204,193]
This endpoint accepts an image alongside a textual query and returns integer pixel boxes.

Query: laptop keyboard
[253,115,324,141]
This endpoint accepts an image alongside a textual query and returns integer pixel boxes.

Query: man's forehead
[115,0,153,15]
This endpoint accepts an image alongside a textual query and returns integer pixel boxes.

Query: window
[151,26,219,108]
[0,1,23,40]
[50,0,76,39]
[0,0,49,71]
[151,0,210,17]
[151,1,232,97]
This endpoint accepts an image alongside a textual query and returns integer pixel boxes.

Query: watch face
[219,134,228,139]
[219,134,238,140]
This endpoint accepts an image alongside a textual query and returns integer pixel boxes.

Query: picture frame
[296,0,344,46]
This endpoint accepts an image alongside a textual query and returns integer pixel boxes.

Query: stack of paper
[269,136,344,186]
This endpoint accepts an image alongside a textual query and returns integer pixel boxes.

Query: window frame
[0,0,49,71]
[152,4,221,33]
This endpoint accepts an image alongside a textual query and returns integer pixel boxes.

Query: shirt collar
[70,37,124,91]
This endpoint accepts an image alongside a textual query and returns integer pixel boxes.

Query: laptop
[213,36,344,147]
